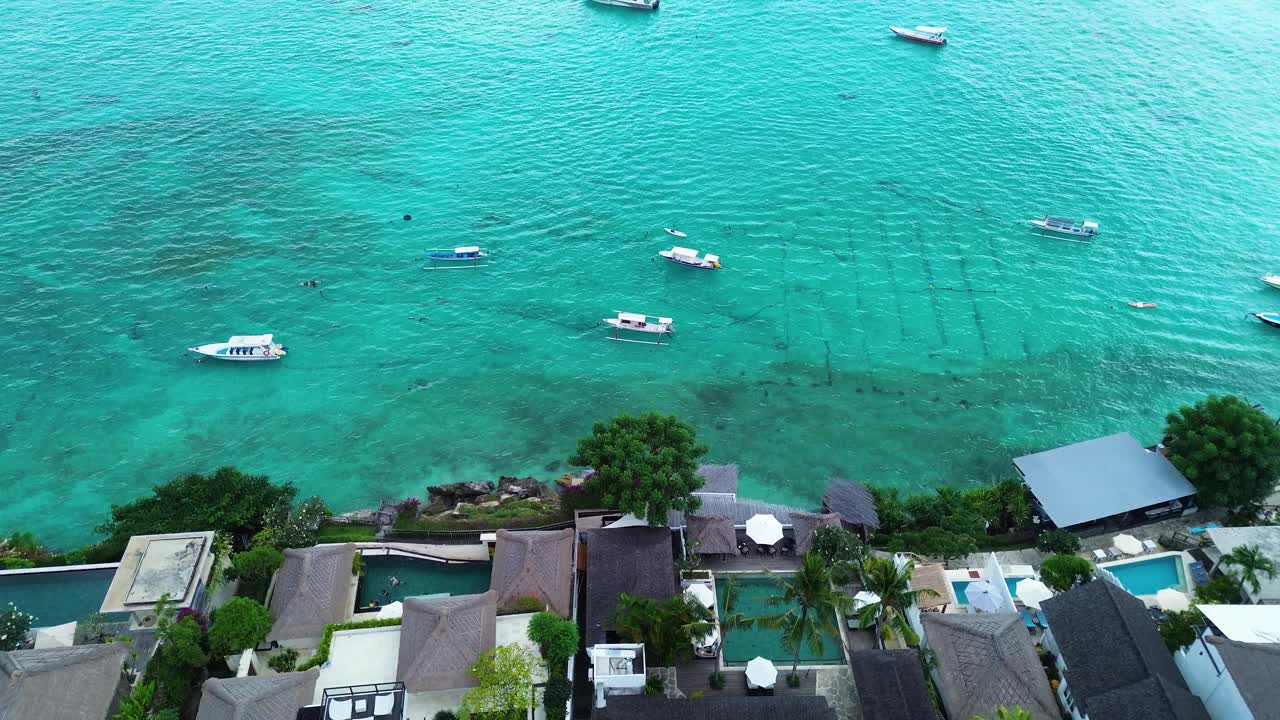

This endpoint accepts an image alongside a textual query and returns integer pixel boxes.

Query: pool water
[356,555,492,610]
[0,567,125,628]
[1100,555,1186,596]
[716,575,845,666]
[951,577,1024,606]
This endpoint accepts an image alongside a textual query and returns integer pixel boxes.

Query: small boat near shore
[889,25,947,45]
[659,246,721,270]
[590,0,658,10]
[1261,275,1280,290]
[423,246,489,270]
[1255,312,1280,329]
[188,334,287,362]
[604,311,674,345]
[1029,216,1099,241]
[664,228,687,238]
[1128,302,1157,309]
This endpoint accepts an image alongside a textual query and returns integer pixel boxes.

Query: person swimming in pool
[389,576,400,587]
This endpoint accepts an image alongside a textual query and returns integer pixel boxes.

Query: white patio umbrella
[745,513,784,546]
[376,601,404,619]
[1156,588,1191,612]
[1113,534,1144,556]
[745,656,778,688]
[684,583,715,608]
[851,591,881,610]
[1014,578,1054,610]
[964,580,1005,613]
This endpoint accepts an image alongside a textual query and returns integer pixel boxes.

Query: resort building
[194,670,321,720]
[821,478,881,539]
[0,643,130,720]
[489,528,575,616]
[99,530,218,626]
[1013,432,1198,532]
[1203,526,1280,604]
[1039,579,1210,720]
[396,593,496,692]
[266,543,357,647]
[1175,605,1280,720]
[847,650,934,720]
[581,525,675,645]
[590,695,837,720]
[920,613,1059,720]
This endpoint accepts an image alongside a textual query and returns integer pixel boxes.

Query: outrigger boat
[423,246,489,270]
[187,334,287,362]
[889,25,947,45]
[659,246,721,270]
[1029,216,1098,241]
[1255,312,1280,329]
[1261,275,1280,290]
[589,0,658,10]
[603,311,674,345]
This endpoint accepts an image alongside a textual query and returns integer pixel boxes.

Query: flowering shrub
[175,608,209,633]
[400,497,421,513]
[1,603,34,651]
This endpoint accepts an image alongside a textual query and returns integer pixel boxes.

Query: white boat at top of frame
[187,334,287,362]
[423,246,489,270]
[1029,216,1099,240]
[603,311,674,345]
[1261,275,1280,290]
[659,246,721,270]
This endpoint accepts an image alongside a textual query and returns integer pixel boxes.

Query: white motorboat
[1261,275,1280,290]
[1029,216,1099,240]
[889,25,947,45]
[603,311,674,345]
[659,246,721,270]
[187,334,286,362]
[590,0,658,9]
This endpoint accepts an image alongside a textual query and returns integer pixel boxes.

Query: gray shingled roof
[789,511,842,554]
[1039,580,1210,720]
[696,464,739,495]
[0,644,128,720]
[490,529,574,616]
[194,669,320,720]
[592,694,837,720]
[1206,637,1280,720]
[583,526,675,645]
[397,592,496,692]
[921,613,1058,720]
[685,514,738,555]
[822,479,880,530]
[1013,433,1195,528]
[266,543,355,643]
[668,494,805,527]
[848,650,935,720]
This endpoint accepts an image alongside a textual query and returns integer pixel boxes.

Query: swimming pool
[355,554,492,611]
[950,577,1025,606]
[0,565,124,627]
[1099,554,1186,596]
[716,575,845,666]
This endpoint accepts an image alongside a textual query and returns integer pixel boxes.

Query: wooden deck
[698,552,803,573]
[673,656,820,697]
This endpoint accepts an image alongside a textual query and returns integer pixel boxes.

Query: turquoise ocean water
[2,0,1279,547]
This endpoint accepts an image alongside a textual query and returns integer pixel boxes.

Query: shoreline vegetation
[3,397,1278,573]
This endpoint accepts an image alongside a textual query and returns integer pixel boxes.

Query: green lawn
[316,523,378,542]
[394,499,567,531]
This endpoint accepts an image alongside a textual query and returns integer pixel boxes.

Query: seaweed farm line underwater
[3,0,1280,546]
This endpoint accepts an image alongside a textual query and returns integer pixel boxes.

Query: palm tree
[718,574,754,647]
[857,557,939,647]
[758,552,852,682]
[971,706,1032,720]
[1219,543,1278,596]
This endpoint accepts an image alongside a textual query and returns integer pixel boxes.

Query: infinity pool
[1100,554,1186,596]
[716,575,844,666]
[0,566,124,627]
[355,554,492,611]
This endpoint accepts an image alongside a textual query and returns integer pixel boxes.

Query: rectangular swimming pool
[1100,554,1186,596]
[0,566,124,627]
[950,577,1024,606]
[356,554,492,611]
[716,574,844,666]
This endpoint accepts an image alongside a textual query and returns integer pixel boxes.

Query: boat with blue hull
[1255,312,1280,329]
[423,246,489,270]
[188,334,287,362]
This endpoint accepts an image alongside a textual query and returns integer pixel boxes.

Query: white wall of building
[1174,629,1256,720]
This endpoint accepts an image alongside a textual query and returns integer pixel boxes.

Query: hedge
[296,617,402,670]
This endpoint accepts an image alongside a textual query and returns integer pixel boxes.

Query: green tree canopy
[459,644,544,720]
[208,597,273,657]
[1194,574,1243,605]
[1039,554,1093,593]
[145,598,208,710]
[527,612,578,672]
[858,557,938,646]
[225,545,284,602]
[569,413,708,526]
[1158,609,1203,652]
[1036,529,1081,555]
[812,526,866,584]
[613,593,713,666]
[1164,394,1280,509]
[97,467,297,552]
[971,707,1033,720]
[759,553,852,678]
[887,527,977,562]
[0,603,34,651]
[1219,543,1278,596]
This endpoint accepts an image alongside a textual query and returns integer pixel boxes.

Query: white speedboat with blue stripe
[659,246,721,270]
[188,334,286,361]
[1255,312,1280,329]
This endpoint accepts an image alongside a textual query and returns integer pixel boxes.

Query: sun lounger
[1093,549,1108,561]
[1036,609,1049,628]
[1142,539,1159,552]
[1189,561,1211,587]
[1020,609,1037,630]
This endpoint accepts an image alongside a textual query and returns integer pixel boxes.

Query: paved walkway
[816,666,860,720]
